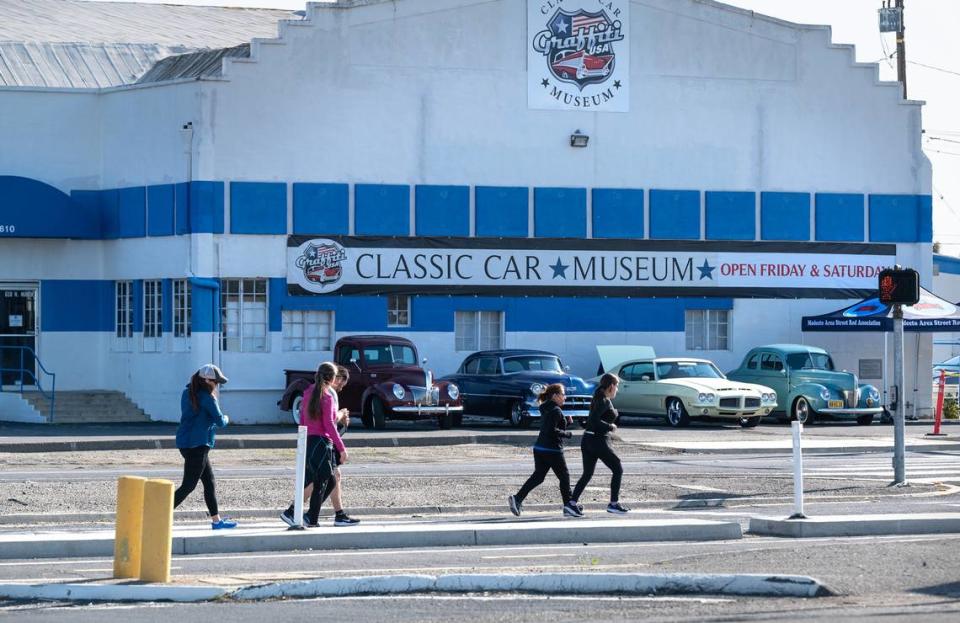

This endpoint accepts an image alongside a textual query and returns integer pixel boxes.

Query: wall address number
[0,225,15,233]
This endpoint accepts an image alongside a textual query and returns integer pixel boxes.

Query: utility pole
[896,0,907,99]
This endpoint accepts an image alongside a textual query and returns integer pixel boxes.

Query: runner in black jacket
[508,383,583,518]
[571,373,630,514]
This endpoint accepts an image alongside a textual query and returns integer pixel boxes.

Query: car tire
[290,394,303,426]
[360,406,374,429]
[451,412,463,427]
[438,414,451,430]
[792,397,814,424]
[739,416,761,428]
[509,402,524,428]
[665,398,690,428]
[371,397,387,430]
[856,414,874,426]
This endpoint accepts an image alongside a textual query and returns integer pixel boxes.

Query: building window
[114,281,133,351]
[455,311,504,351]
[387,294,411,328]
[142,280,163,352]
[685,309,729,351]
[172,279,191,352]
[283,310,334,352]
[221,279,268,352]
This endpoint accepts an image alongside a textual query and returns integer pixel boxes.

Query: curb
[642,441,960,455]
[0,583,227,602]
[0,572,833,603]
[749,512,960,538]
[0,518,743,560]
[234,572,832,600]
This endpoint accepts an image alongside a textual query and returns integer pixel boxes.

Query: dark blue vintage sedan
[441,350,594,427]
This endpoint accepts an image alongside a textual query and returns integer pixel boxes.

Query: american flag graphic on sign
[572,14,606,33]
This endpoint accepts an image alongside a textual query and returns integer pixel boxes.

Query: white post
[292,425,308,530]
[790,421,806,519]
[893,306,906,484]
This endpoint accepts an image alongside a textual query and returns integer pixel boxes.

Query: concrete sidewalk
[0,516,743,560]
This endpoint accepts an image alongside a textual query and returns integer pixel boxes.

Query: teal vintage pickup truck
[727,344,883,425]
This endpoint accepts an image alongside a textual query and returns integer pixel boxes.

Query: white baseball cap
[198,363,228,384]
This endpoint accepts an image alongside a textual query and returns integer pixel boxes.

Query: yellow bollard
[113,476,147,579]
[139,479,175,583]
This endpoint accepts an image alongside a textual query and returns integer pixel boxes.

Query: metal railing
[0,345,56,420]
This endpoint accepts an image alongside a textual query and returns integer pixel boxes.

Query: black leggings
[516,450,571,505]
[174,446,219,517]
[305,436,338,522]
[572,435,623,503]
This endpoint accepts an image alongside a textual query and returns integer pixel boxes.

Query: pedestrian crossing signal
[878,268,920,305]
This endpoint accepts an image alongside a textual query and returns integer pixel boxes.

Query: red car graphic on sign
[551,50,614,81]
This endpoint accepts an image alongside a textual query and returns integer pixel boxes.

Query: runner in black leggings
[508,383,581,518]
[571,373,630,515]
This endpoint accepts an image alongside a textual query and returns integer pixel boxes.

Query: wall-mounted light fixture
[570,129,590,148]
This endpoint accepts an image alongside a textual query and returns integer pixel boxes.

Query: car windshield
[362,344,417,365]
[656,361,724,379]
[786,352,834,370]
[503,356,563,374]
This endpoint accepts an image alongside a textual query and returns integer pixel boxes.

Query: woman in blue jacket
[174,364,236,529]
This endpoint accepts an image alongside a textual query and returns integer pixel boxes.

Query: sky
[83,0,960,253]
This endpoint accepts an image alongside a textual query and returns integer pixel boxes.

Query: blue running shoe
[211,518,238,530]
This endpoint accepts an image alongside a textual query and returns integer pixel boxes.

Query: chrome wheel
[510,402,523,428]
[290,394,303,426]
[793,397,811,424]
[665,398,689,428]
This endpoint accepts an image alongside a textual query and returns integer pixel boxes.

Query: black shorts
[332,449,342,467]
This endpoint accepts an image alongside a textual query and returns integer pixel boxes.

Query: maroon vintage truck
[278,335,463,429]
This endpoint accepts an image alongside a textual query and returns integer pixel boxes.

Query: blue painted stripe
[190,278,220,333]
[118,187,146,238]
[293,183,349,235]
[230,182,287,235]
[534,188,587,238]
[0,176,99,239]
[705,191,755,241]
[416,185,469,236]
[592,189,643,239]
[132,280,143,333]
[355,184,410,236]
[175,183,190,235]
[761,192,810,241]
[275,294,732,333]
[475,186,528,238]
[40,280,114,332]
[649,190,700,240]
[815,193,863,242]
[147,184,175,237]
[269,278,285,333]
[935,254,960,276]
[869,194,933,243]
[189,181,225,234]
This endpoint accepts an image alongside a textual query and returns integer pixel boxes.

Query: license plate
[828,400,844,409]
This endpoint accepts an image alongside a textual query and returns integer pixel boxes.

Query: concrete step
[21,391,150,424]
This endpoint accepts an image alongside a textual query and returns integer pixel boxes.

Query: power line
[908,60,960,78]
[926,137,960,146]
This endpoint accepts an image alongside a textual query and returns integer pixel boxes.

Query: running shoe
[562,502,584,518]
[607,502,630,515]
[334,512,360,526]
[280,507,296,528]
[508,495,522,517]
[211,518,238,530]
[303,514,321,528]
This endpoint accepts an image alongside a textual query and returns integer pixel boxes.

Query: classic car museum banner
[287,236,897,299]
[527,0,630,112]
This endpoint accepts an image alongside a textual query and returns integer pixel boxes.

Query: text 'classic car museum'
[0,0,942,424]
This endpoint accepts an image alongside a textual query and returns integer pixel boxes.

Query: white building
[0,0,935,423]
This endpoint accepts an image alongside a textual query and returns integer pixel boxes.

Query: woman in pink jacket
[280,362,348,527]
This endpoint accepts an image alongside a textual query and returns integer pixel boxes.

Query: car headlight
[868,388,880,402]
[530,383,545,396]
[819,388,831,401]
[697,393,715,404]
[392,384,405,400]
[763,393,776,403]
[446,383,460,401]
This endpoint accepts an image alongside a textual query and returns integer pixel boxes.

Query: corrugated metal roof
[137,44,249,84]
[0,0,298,88]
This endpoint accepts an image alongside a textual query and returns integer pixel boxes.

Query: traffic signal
[878,268,920,305]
